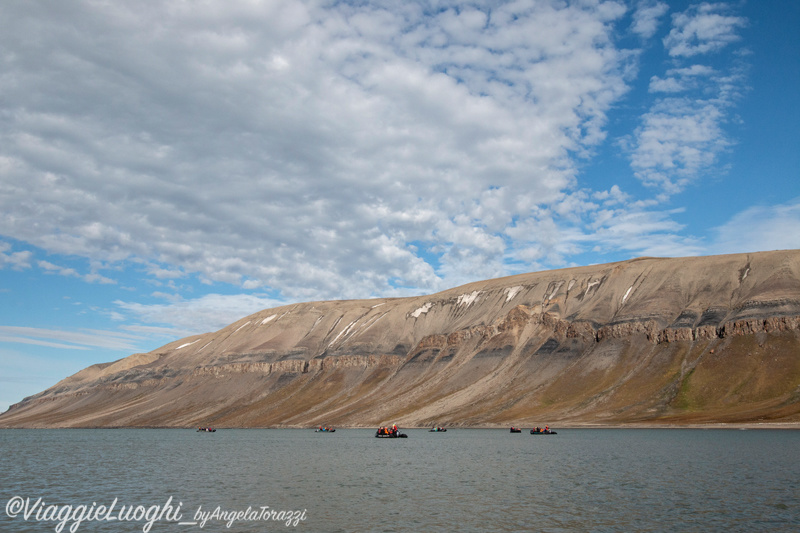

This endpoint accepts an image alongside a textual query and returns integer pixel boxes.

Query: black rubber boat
[530,429,557,435]
[429,427,447,432]
[510,427,522,433]
[315,427,336,432]
[197,427,216,432]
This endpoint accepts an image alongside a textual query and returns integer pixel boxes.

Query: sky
[1,0,798,412]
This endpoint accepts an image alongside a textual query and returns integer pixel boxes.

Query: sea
[0,428,798,532]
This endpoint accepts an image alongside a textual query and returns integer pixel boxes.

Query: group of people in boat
[511,425,556,434]
[429,426,447,432]
[377,424,401,437]
[316,426,335,432]
[196,427,216,432]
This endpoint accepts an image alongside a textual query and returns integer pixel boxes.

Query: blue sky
[1,0,798,412]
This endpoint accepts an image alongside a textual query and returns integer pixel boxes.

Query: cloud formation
[631,1,669,39]
[0,243,32,270]
[663,2,747,57]
[712,198,800,255]
[0,0,759,336]
[0,326,142,351]
[0,0,638,302]
[114,293,286,335]
[625,2,747,198]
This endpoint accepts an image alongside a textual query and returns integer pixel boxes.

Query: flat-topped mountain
[3,250,800,428]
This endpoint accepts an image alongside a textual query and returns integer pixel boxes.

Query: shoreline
[3,422,800,430]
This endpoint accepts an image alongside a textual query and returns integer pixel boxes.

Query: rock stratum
[3,250,800,428]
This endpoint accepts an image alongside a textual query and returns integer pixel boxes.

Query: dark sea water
[1,428,798,532]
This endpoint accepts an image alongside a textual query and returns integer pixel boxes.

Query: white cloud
[649,64,717,93]
[626,4,746,199]
[711,199,800,254]
[593,185,631,206]
[0,326,143,351]
[114,293,286,334]
[38,259,116,284]
[0,0,636,301]
[146,265,186,280]
[84,272,116,285]
[663,3,747,57]
[627,98,728,195]
[121,324,188,337]
[648,76,687,93]
[668,64,716,77]
[588,206,703,258]
[38,260,79,278]
[0,242,32,270]
[631,1,669,39]
[502,199,705,267]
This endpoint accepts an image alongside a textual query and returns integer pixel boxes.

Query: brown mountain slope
[2,250,800,428]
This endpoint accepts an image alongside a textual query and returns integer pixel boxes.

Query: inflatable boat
[376,427,407,438]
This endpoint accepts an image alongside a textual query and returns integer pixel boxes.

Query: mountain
[2,250,800,428]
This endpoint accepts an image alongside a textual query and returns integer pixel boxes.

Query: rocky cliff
[2,250,800,428]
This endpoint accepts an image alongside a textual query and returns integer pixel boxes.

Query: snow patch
[622,286,634,304]
[362,312,387,332]
[176,340,199,350]
[742,267,750,280]
[547,282,563,301]
[309,316,323,332]
[328,320,358,348]
[261,314,277,325]
[458,291,481,306]
[567,280,576,291]
[233,321,251,333]
[411,303,432,318]
[504,286,523,302]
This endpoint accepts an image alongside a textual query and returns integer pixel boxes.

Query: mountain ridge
[3,250,800,428]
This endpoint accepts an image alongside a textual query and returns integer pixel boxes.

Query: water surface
[1,428,798,531]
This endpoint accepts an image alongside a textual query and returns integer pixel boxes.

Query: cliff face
[3,250,800,428]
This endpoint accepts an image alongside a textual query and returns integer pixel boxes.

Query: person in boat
[545,425,549,433]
